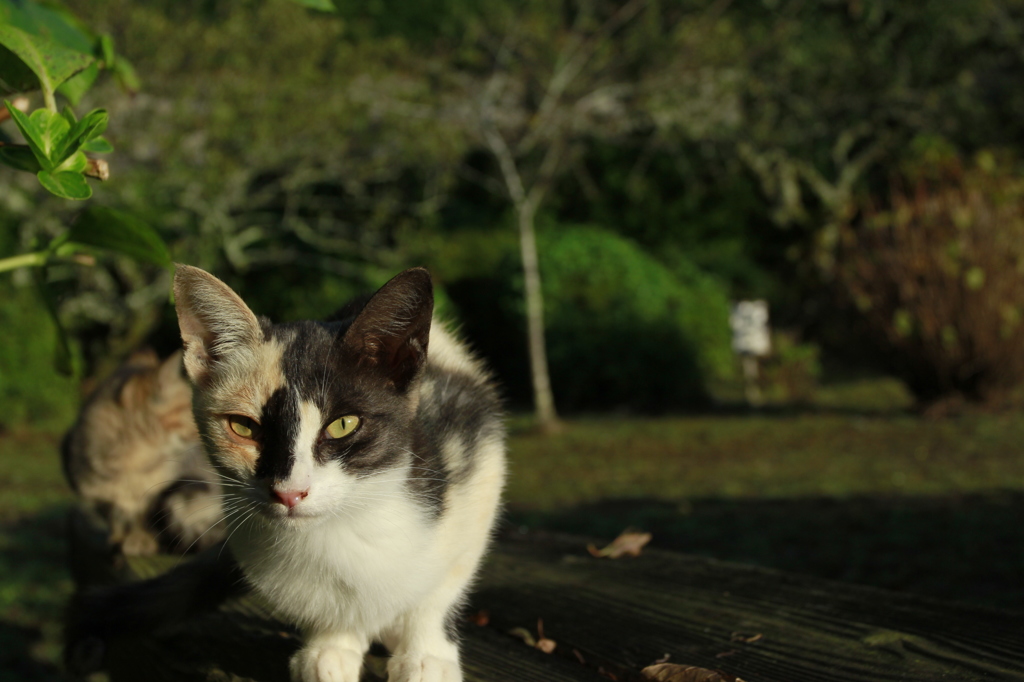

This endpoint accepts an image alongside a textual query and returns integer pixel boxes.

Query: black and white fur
[68,266,506,682]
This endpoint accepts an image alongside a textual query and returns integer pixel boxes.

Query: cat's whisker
[398,447,431,464]
[221,503,265,556]
[174,503,252,566]
[146,489,237,527]
[208,473,249,488]
[163,498,239,528]
[344,491,444,510]
[327,501,415,544]
[163,499,243,552]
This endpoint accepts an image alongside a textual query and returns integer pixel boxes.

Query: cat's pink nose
[272,487,309,509]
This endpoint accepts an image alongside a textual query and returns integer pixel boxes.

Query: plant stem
[0,252,46,274]
[43,85,57,113]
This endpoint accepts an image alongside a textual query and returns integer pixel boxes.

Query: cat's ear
[174,265,262,385]
[343,267,433,391]
[157,350,184,385]
[153,350,185,400]
[125,348,159,369]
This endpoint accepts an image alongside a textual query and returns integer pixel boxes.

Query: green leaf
[111,57,140,93]
[287,0,337,11]
[56,62,98,105]
[81,136,113,154]
[0,145,42,172]
[67,207,171,269]
[60,104,77,126]
[965,266,986,291]
[5,100,49,169]
[0,22,94,96]
[55,108,107,164]
[37,169,91,200]
[99,34,114,66]
[0,0,94,54]
[29,107,70,159]
[0,43,40,94]
[55,150,87,173]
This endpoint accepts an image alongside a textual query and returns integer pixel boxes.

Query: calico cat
[62,349,224,556]
[68,265,506,682]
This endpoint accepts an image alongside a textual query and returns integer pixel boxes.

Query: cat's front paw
[119,527,159,556]
[289,644,363,682]
[387,654,461,682]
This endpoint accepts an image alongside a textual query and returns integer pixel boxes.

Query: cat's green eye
[227,415,259,439]
[325,416,360,439]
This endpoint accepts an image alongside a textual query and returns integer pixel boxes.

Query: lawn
[3,376,1024,678]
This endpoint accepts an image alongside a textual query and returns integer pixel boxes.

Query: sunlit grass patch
[506,411,1024,509]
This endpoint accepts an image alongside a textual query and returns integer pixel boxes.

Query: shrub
[759,332,821,405]
[836,151,1024,405]
[443,224,734,412]
[0,282,79,430]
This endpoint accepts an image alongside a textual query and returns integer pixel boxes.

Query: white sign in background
[730,300,771,357]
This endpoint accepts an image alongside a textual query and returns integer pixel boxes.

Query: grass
[505,410,1024,507]
[3,376,1024,678]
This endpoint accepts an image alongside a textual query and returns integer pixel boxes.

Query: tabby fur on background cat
[62,349,224,556]
[67,265,506,682]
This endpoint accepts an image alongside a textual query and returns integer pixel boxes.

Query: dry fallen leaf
[587,529,652,558]
[641,663,746,682]
[536,618,557,653]
[508,627,536,647]
[508,619,556,653]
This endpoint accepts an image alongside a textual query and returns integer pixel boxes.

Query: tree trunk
[516,201,560,431]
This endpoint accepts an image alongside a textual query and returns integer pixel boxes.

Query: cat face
[173,265,433,523]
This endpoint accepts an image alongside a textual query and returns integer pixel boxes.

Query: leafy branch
[0,0,168,375]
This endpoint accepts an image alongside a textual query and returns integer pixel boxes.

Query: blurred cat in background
[62,349,224,555]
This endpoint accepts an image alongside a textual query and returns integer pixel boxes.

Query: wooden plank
[473,531,1024,682]
[100,610,601,682]
[102,555,602,682]
[83,526,1024,682]
[462,626,606,682]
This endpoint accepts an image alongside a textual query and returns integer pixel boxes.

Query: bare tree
[349,0,734,429]
[451,0,652,430]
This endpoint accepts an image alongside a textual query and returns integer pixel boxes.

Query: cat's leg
[120,525,159,555]
[382,584,465,682]
[109,506,159,555]
[290,631,369,682]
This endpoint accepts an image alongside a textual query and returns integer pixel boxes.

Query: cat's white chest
[230,496,440,636]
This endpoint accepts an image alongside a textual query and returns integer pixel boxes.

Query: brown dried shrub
[836,152,1024,406]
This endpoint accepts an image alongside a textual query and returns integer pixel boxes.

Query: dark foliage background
[5,0,1024,417]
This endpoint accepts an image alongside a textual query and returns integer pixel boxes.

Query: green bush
[0,282,78,430]
[442,224,733,412]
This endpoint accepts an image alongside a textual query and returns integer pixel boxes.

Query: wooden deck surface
[81,528,1024,682]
